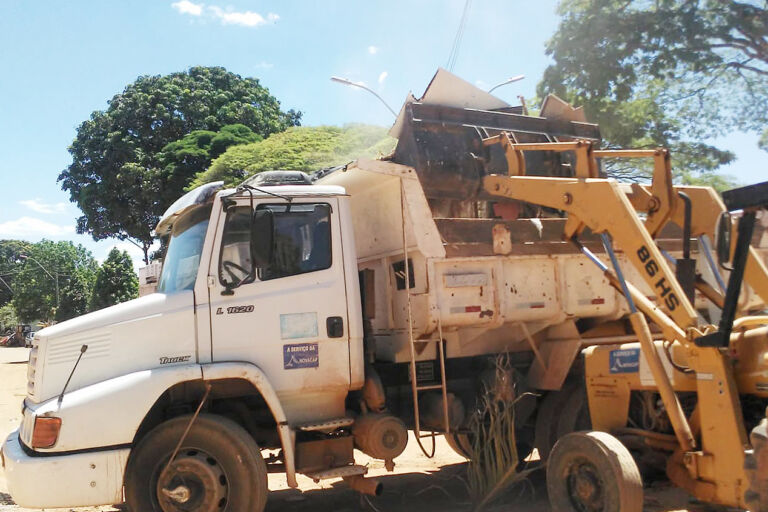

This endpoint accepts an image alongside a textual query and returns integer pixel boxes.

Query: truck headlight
[32,417,62,448]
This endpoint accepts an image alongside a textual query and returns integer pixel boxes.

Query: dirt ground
[0,347,728,512]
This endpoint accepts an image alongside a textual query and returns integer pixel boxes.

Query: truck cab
[1,176,368,510]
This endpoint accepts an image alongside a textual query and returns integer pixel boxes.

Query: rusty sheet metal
[392,102,601,201]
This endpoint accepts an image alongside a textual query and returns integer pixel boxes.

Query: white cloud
[0,217,74,237]
[378,71,388,85]
[171,0,203,16]
[18,199,68,215]
[368,46,379,55]
[171,2,278,27]
[254,61,274,70]
[208,6,279,27]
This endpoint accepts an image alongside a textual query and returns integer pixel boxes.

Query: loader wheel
[547,431,643,512]
[125,413,267,512]
[746,417,768,511]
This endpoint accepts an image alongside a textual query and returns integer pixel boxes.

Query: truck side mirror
[251,209,274,268]
[715,211,732,268]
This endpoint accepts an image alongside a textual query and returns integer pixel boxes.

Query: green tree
[190,124,396,188]
[59,66,301,263]
[539,0,768,186]
[0,240,31,306]
[12,240,98,323]
[90,248,139,311]
[157,124,262,198]
[0,304,18,332]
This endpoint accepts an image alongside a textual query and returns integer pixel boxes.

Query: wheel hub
[565,461,604,512]
[157,450,228,512]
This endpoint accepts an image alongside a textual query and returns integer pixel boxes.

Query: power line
[446,0,472,71]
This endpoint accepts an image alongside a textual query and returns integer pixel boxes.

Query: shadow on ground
[267,462,546,512]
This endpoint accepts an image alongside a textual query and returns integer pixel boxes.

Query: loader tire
[125,413,267,512]
[746,417,768,512]
[547,431,643,512]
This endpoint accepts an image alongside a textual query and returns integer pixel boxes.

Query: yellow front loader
[482,135,768,511]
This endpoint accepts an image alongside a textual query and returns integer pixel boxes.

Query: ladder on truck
[399,179,451,458]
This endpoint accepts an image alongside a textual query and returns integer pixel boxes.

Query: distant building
[138,261,162,296]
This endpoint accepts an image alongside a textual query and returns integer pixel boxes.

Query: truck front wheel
[125,413,268,512]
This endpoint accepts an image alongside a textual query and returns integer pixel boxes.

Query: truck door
[208,198,351,422]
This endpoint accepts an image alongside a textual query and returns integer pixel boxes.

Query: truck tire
[444,430,533,465]
[444,432,473,459]
[547,431,643,512]
[556,384,592,439]
[125,413,267,512]
[534,380,579,460]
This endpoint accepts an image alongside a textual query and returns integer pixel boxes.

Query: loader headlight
[32,417,62,448]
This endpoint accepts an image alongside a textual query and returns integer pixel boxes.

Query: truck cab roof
[155,179,346,236]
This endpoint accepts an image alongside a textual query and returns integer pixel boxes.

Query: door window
[258,203,332,280]
[218,203,332,286]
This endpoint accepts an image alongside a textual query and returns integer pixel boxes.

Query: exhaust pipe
[343,475,383,496]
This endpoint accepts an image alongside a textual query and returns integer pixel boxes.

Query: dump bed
[317,73,767,390]
[316,158,753,382]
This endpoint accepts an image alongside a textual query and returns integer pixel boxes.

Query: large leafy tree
[539,0,768,186]
[59,66,301,263]
[157,124,262,198]
[90,248,139,311]
[0,240,31,306]
[190,124,396,188]
[12,240,98,323]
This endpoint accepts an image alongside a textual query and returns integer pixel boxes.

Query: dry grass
[466,354,536,511]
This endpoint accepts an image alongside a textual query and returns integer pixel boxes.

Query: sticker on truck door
[280,312,318,339]
[283,343,319,369]
[609,348,640,373]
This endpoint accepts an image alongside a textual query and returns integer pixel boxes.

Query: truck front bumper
[1,430,130,509]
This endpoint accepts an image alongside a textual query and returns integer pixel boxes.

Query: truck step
[297,417,355,431]
[304,464,367,481]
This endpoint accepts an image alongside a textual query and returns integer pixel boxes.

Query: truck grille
[26,345,38,398]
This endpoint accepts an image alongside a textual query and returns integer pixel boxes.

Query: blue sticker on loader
[609,348,640,373]
[283,343,319,369]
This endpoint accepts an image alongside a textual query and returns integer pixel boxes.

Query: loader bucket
[391,102,601,201]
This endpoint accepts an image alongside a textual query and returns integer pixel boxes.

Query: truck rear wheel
[444,432,473,459]
[125,413,267,512]
[547,431,642,512]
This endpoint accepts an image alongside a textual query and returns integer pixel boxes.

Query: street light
[488,74,525,94]
[18,255,59,318]
[330,76,398,118]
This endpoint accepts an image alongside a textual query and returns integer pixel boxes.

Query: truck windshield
[157,205,212,294]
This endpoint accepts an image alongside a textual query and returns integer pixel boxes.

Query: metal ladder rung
[416,384,443,391]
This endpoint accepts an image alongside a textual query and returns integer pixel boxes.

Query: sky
[0,1,764,270]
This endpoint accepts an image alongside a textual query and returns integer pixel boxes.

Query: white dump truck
[4,71,768,512]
